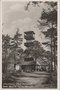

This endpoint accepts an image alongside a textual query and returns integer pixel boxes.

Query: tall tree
[10,28,23,70]
[38,2,57,71]
[2,34,11,73]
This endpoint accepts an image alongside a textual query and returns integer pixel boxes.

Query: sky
[2,1,50,50]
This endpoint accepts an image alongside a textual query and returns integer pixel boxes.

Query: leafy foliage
[41,9,57,26]
[24,41,45,62]
[2,29,23,73]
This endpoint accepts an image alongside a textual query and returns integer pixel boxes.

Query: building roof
[36,57,49,65]
[24,31,35,34]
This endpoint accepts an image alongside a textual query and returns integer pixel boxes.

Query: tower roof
[24,31,35,34]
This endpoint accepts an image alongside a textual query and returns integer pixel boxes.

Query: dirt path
[11,71,50,88]
[3,71,57,88]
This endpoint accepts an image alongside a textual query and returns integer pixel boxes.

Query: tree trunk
[34,58,36,71]
[54,40,56,71]
[14,53,16,71]
[50,30,53,72]
[5,49,8,74]
[50,26,54,72]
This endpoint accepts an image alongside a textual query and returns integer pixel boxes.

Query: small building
[36,57,49,71]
